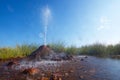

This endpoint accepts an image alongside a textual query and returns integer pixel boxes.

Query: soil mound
[28,45,54,60]
[28,45,72,61]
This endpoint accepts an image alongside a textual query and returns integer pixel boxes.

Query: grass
[49,42,65,53]
[65,46,79,55]
[79,43,120,58]
[0,43,38,59]
[79,43,107,57]
[1,42,120,59]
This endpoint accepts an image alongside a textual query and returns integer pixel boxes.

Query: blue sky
[0,0,120,47]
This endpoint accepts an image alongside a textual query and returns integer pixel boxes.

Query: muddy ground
[0,56,114,80]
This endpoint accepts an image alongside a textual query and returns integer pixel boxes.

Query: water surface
[87,56,120,80]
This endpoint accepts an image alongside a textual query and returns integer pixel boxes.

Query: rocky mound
[28,45,72,61]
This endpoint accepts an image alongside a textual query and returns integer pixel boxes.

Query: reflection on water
[88,56,120,80]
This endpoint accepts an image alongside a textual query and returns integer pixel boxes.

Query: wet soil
[0,56,116,80]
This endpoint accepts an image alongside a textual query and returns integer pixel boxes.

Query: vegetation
[79,43,120,58]
[65,46,79,55]
[49,42,65,53]
[79,43,107,57]
[0,43,39,59]
[1,42,120,59]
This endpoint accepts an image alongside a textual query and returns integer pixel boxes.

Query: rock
[56,69,60,72]
[64,72,69,76]
[22,68,39,75]
[80,58,84,61]
[69,69,74,73]
[89,69,96,73]
[58,77,62,80]
[111,55,120,59]
[49,74,54,80]
[6,61,19,67]
[68,68,74,73]
[50,73,62,80]
[83,70,87,73]
[41,77,49,80]
[41,73,45,76]
[79,75,84,79]
[85,56,88,58]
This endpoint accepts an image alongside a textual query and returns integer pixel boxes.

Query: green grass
[1,42,120,59]
[79,43,120,58]
[49,42,65,53]
[79,43,107,57]
[0,43,38,59]
[65,46,79,55]
[49,42,120,58]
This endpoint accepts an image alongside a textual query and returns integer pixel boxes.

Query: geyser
[4,6,73,74]
[26,5,72,61]
[28,45,54,61]
[42,5,51,46]
[28,45,72,61]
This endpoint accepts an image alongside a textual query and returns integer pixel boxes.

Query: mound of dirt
[28,45,72,61]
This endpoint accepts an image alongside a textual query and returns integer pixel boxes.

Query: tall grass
[49,42,120,57]
[49,42,65,53]
[79,43,107,57]
[79,43,120,58]
[1,42,120,59]
[49,42,79,55]
[65,46,79,55]
[0,43,38,59]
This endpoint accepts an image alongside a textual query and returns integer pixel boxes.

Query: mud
[0,56,114,80]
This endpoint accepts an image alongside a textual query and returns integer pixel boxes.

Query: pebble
[79,75,84,79]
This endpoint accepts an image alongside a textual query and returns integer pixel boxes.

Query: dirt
[28,45,72,61]
[0,56,111,80]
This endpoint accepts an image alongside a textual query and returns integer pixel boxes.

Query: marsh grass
[49,42,65,53]
[0,43,38,59]
[0,42,120,59]
[79,43,107,57]
[65,46,79,55]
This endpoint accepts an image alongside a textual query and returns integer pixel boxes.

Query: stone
[6,61,19,67]
[79,75,84,79]
[22,68,39,75]
[85,56,88,58]
[41,77,49,80]
[80,58,84,61]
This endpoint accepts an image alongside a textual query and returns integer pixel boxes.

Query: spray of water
[42,5,51,46]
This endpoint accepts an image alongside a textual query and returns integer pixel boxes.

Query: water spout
[42,5,51,46]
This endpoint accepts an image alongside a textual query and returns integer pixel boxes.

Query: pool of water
[87,56,120,80]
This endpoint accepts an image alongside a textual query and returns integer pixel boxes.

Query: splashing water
[42,5,51,46]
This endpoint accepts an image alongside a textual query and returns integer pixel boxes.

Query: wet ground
[0,56,120,80]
